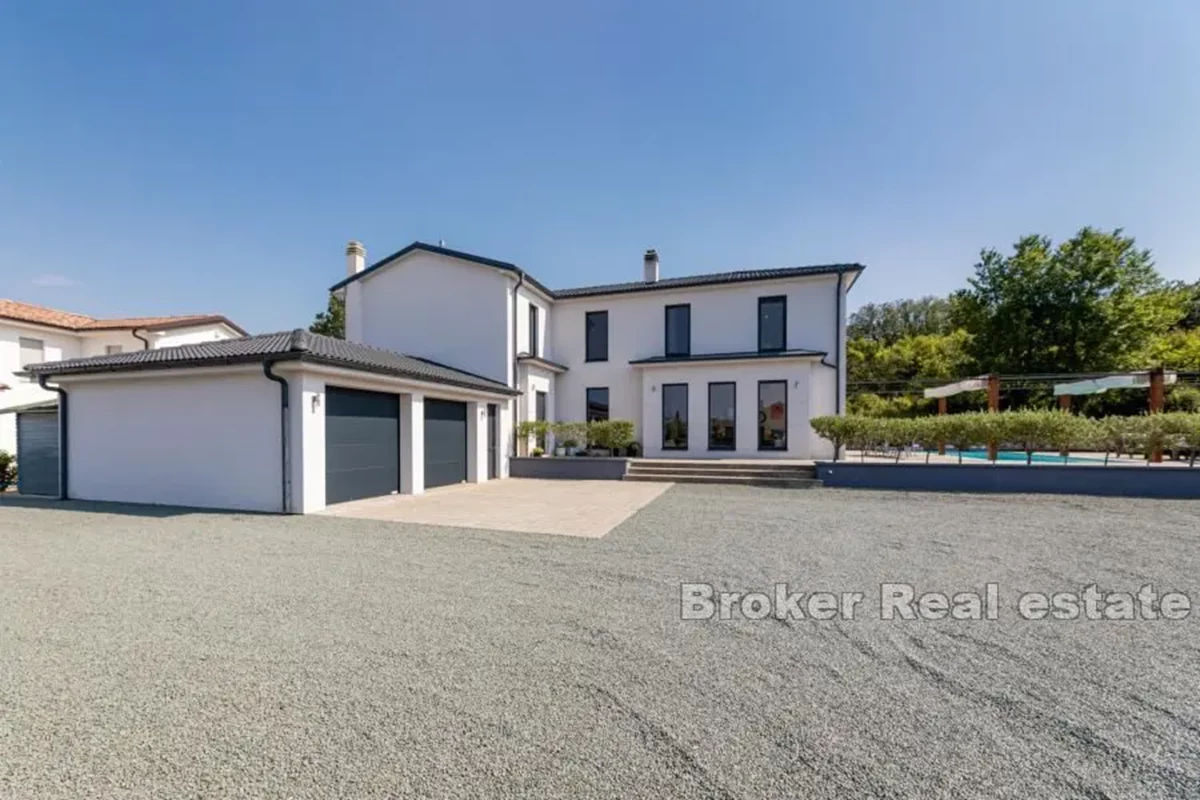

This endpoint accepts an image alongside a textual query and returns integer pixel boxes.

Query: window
[664,304,691,357]
[105,345,123,355]
[758,381,787,450]
[758,296,787,352]
[708,382,736,450]
[535,390,547,450]
[662,384,688,450]
[528,304,540,357]
[585,311,608,362]
[586,387,609,422]
[18,337,44,381]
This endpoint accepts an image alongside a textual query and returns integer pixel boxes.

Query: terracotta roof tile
[0,299,246,335]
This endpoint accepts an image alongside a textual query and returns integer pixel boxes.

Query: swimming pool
[950,449,1104,464]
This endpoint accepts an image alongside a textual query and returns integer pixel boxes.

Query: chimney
[346,240,366,277]
[643,248,659,283]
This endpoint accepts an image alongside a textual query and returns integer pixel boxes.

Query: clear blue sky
[3,1,1198,332]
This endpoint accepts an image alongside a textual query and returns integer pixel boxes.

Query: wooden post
[937,397,947,455]
[986,374,1000,461]
[1149,367,1165,464]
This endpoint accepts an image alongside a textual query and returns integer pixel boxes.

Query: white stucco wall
[514,285,553,360]
[0,323,82,454]
[638,360,817,459]
[63,369,282,512]
[553,273,843,446]
[349,251,512,384]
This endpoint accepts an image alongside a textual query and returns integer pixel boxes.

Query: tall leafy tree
[309,293,345,338]
[951,228,1184,374]
[848,296,953,344]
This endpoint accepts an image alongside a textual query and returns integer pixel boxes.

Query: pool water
[951,449,1103,464]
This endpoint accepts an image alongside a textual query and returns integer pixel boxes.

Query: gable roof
[0,299,248,335]
[329,241,864,301]
[22,329,519,396]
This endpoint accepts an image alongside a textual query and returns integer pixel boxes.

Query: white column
[467,401,488,483]
[400,392,425,494]
[289,373,326,513]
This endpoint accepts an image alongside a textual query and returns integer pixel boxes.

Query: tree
[951,228,1184,374]
[848,296,954,344]
[310,293,345,338]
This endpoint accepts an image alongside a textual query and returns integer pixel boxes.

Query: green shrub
[0,450,14,490]
[551,421,588,449]
[586,420,636,453]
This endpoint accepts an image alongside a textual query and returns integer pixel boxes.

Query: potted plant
[0,450,15,491]
[562,439,578,456]
[531,447,545,457]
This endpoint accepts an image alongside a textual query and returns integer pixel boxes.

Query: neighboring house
[23,241,863,514]
[0,299,246,455]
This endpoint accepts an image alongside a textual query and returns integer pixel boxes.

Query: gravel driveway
[2,487,1199,798]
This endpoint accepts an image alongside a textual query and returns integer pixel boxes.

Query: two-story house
[332,241,861,461]
[0,299,246,457]
[22,240,862,514]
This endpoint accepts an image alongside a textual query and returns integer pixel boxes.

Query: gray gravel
[2,487,1199,799]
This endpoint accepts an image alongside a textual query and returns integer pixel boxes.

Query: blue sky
[2,1,1198,332]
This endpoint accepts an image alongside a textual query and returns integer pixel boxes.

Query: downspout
[131,328,151,350]
[37,375,68,500]
[510,270,525,458]
[834,270,845,414]
[262,330,307,513]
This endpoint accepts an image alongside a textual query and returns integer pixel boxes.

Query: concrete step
[627,465,817,480]
[624,473,823,489]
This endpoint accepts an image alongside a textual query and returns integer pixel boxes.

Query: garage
[325,386,400,505]
[424,399,467,489]
[16,406,59,496]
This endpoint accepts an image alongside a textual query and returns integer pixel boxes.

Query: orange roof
[0,299,247,335]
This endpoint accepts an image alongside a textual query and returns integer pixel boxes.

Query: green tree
[951,228,1184,374]
[848,296,954,344]
[309,293,345,338]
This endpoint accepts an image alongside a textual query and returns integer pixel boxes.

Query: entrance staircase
[624,459,821,489]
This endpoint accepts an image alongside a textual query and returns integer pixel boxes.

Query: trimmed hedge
[515,419,636,454]
[811,411,1200,466]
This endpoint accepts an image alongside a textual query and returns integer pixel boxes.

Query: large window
[586,387,609,422]
[758,296,787,352]
[758,381,787,451]
[585,311,608,362]
[662,384,688,450]
[535,390,547,449]
[529,304,540,357]
[19,337,44,382]
[708,382,736,450]
[665,304,691,357]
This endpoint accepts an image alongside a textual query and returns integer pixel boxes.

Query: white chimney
[346,240,366,276]
[643,248,659,283]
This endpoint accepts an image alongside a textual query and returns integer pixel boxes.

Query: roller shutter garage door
[16,411,58,496]
[325,387,399,505]
[424,399,467,489]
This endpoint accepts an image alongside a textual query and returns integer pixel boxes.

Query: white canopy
[923,377,988,399]
[1054,372,1177,397]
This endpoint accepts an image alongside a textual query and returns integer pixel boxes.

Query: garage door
[17,411,58,496]
[325,387,399,505]
[424,399,467,489]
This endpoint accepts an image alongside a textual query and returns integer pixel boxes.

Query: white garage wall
[66,370,282,512]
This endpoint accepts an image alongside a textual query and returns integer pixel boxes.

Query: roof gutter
[131,328,151,350]
[261,330,306,513]
[37,375,68,500]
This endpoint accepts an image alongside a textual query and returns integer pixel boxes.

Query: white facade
[341,244,857,461]
[0,316,241,455]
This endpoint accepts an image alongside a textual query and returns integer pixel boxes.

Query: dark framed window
[758,296,787,352]
[665,304,691,357]
[529,304,540,357]
[662,384,688,450]
[535,390,547,449]
[758,380,787,451]
[585,311,608,362]
[586,387,609,422]
[708,382,736,450]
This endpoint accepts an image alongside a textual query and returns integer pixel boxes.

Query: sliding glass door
[708,382,736,450]
[758,380,787,450]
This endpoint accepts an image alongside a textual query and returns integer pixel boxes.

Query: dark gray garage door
[325,387,399,505]
[17,411,58,496]
[424,399,467,489]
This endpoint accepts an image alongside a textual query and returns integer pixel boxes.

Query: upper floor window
[665,304,691,357]
[528,304,540,357]
[18,337,44,381]
[586,387,609,422]
[585,311,608,362]
[758,296,786,352]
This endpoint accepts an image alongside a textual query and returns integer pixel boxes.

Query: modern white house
[22,241,863,513]
[0,300,246,470]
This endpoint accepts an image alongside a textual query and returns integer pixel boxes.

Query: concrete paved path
[318,478,671,537]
